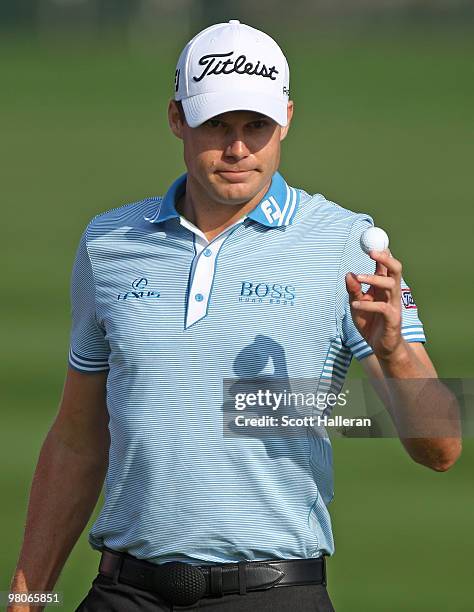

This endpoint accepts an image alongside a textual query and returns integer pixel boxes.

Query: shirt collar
[144,172,300,228]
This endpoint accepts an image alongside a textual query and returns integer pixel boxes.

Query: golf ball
[360,227,389,254]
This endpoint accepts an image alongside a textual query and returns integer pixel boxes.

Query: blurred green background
[1,1,473,610]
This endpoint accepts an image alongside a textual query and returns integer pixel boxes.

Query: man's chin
[214,189,259,207]
[211,175,264,206]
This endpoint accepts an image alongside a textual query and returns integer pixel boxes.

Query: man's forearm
[9,427,107,598]
[378,341,462,470]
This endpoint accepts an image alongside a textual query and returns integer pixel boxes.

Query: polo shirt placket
[179,215,243,329]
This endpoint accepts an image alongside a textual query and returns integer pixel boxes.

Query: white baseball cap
[174,20,290,127]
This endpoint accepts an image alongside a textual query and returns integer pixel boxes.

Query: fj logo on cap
[193,51,279,83]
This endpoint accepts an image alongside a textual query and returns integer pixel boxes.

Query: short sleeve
[339,216,427,361]
[68,226,110,373]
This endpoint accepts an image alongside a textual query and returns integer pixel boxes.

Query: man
[9,20,461,612]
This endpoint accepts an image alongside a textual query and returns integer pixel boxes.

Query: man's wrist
[377,339,411,369]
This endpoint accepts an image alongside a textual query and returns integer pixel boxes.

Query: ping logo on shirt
[117,277,161,301]
[239,281,296,306]
[401,288,416,309]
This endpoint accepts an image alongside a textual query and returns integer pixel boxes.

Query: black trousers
[75,572,335,611]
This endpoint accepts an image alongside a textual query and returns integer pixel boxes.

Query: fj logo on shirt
[117,277,161,301]
[239,281,296,306]
[261,197,282,224]
[401,288,417,309]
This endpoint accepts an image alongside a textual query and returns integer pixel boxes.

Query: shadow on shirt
[221,334,315,476]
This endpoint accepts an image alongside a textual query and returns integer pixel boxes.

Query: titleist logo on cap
[192,51,279,83]
[174,21,290,127]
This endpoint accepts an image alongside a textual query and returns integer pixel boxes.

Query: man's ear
[168,99,184,139]
[280,100,294,142]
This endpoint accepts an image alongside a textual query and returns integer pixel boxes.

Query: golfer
[9,20,461,612]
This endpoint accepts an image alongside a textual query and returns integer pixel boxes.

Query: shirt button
[195,293,204,302]
[203,248,212,257]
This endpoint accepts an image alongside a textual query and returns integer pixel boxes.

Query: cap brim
[181,91,288,128]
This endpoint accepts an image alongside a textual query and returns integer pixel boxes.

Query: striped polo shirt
[68,171,426,564]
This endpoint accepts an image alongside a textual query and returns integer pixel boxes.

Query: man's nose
[224,133,250,160]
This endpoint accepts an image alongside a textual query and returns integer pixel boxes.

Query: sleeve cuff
[348,325,426,361]
[68,347,109,373]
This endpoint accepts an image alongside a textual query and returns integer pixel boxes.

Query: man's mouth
[216,169,256,182]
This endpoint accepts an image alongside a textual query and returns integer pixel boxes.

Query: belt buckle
[153,561,206,606]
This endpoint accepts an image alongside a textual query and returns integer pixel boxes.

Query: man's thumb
[345,272,364,302]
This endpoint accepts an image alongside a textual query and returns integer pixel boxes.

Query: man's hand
[346,251,462,471]
[345,249,404,361]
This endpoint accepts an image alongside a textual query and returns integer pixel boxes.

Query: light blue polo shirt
[68,171,426,564]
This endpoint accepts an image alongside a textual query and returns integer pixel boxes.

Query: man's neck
[176,175,271,242]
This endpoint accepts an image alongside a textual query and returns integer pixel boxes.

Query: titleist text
[193,52,279,82]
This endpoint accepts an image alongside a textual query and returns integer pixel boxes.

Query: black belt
[99,548,327,606]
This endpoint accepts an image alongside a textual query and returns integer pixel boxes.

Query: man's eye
[249,120,267,129]
[206,119,222,128]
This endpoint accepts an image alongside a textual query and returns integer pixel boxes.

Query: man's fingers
[369,249,388,276]
[355,274,396,290]
[369,249,402,279]
[345,272,364,301]
[350,300,397,317]
[375,258,387,276]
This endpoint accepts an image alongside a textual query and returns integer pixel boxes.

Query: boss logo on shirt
[401,288,417,309]
[117,277,161,301]
[239,281,296,306]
